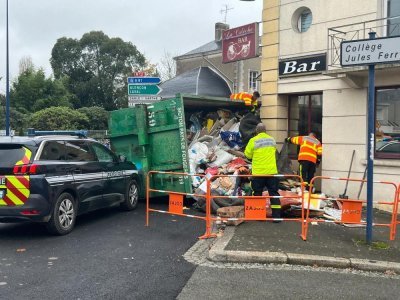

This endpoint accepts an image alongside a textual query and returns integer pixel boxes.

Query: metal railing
[328,16,400,68]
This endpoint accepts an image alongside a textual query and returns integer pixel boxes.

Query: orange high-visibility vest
[290,136,322,164]
[230,93,254,106]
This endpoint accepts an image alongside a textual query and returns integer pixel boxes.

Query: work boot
[270,197,282,223]
[271,209,282,223]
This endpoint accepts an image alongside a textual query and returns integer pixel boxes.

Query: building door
[288,94,323,189]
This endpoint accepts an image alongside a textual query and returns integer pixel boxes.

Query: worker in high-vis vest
[230,91,260,112]
[245,123,281,221]
[286,132,322,190]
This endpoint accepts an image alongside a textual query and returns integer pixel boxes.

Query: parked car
[376,140,400,154]
[0,134,140,235]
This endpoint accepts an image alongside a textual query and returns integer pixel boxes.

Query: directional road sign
[128,96,162,101]
[128,84,162,95]
[127,77,161,84]
[128,96,162,107]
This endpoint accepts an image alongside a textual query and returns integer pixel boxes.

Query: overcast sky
[0,0,262,93]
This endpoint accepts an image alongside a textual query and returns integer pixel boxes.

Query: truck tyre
[46,192,76,235]
[121,180,139,211]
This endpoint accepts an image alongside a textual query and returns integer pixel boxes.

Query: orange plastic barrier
[146,171,216,239]
[205,174,305,233]
[392,184,400,239]
[302,176,399,241]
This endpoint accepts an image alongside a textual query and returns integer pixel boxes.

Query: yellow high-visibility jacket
[244,132,277,175]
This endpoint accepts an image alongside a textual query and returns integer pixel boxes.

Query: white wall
[279,0,378,59]
[276,0,400,208]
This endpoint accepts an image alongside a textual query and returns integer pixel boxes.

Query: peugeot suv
[0,135,140,235]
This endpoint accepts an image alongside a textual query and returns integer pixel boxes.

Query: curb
[207,227,400,273]
[349,258,400,273]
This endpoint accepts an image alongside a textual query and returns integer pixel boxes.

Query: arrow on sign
[127,77,161,84]
[128,84,162,95]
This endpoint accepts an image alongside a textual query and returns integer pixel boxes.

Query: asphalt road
[3,201,400,300]
[0,200,204,300]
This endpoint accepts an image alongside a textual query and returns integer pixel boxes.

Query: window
[91,143,115,163]
[0,144,31,167]
[387,0,400,36]
[298,9,312,33]
[375,87,400,159]
[248,70,259,92]
[65,141,96,162]
[288,94,323,156]
[40,141,65,161]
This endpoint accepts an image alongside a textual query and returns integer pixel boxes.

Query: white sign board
[341,36,400,66]
[128,96,162,101]
[128,96,162,107]
[0,130,15,136]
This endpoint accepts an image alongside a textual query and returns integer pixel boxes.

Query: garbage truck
[108,94,245,198]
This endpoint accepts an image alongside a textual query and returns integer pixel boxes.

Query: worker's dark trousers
[299,160,316,190]
[252,177,281,218]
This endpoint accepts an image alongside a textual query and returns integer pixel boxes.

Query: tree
[0,104,29,135]
[30,107,89,130]
[158,51,177,81]
[51,31,151,110]
[11,65,76,113]
[19,56,34,74]
[77,106,109,130]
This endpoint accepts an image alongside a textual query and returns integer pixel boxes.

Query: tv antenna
[220,4,233,23]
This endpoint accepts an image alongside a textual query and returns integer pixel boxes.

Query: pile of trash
[186,109,300,214]
[187,109,250,213]
[184,109,363,226]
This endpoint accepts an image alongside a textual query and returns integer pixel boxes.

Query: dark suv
[0,134,140,235]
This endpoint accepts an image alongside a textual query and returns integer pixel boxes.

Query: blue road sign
[128,84,162,95]
[127,77,161,84]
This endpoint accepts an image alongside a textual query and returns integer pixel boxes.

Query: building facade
[261,0,400,208]
[175,23,262,95]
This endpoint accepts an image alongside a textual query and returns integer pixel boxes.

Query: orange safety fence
[205,174,306,235]
[393,183,400,238]
[146,171,216,239]
[302,176,399,241]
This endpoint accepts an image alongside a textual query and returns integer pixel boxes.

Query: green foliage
[77,106,109,130]
[11,67,74,112]
[51,31,151,111]
[33,96,73,112]
[29,107,89,130]
[0,104,29,134]
[353,239,390,250]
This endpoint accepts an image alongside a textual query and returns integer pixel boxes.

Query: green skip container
[108,93,244,198]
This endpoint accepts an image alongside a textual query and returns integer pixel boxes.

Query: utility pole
[220,4,233,24]
[5,0,10,136]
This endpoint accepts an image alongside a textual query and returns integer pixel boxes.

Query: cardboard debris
[217,206,244,226]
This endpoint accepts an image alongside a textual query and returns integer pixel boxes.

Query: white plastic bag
[208,148,234,167]
[188,142,209,173]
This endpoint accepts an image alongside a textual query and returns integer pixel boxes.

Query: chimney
[215,22,229,42]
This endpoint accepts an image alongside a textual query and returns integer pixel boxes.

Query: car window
[65,141,96,162]
[39,141,66,161]
[375,141,386,149]
[91,143,116,162]
[379,142,400,153]
[0,144,29,166]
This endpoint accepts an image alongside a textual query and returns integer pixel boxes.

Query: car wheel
[46,192,76,235]
[121,180,139,211]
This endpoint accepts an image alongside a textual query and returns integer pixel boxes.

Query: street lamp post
[5,0,10,136]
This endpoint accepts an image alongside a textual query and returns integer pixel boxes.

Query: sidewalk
[208,209,400,273]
